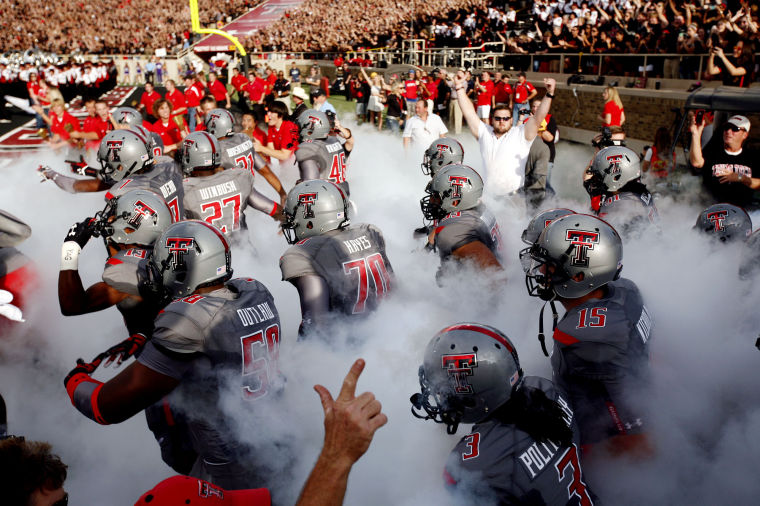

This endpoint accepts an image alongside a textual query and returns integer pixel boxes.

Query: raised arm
[453,71,481,137]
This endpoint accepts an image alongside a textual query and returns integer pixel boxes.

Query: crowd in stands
[0,0,259,54]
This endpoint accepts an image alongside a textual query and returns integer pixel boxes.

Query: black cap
[310,88,326,97]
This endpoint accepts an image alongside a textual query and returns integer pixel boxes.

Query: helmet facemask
[410,366,473,435]
[524,243,572,301]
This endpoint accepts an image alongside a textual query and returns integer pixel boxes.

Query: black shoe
[687,82,702,92]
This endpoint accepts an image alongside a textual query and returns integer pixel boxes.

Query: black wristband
[545,92,555,99]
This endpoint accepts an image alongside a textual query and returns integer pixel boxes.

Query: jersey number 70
[342,253,391,314]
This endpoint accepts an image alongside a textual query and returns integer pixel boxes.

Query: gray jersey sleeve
[280,245,319,281]
[137,340,196,379]
[101,249,147,296]
[151,301,209,354]
[295,142,323,180]
[0,210,31,248]
[435,213,488,259]
[253,152,267,172]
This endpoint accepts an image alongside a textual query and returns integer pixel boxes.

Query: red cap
[135,476,271,506]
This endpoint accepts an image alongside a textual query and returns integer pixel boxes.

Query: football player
[180,132,284,238]
[40,129,185,223]
[0,210,35,325]
[421,137,465,178]
[204,108,288,206]
[64,220,282,488]
[524,213,652,457]
[519,208,576,272]
[58,190,196,473]
[411,323,597,505]
[420,164,503,279]
[280,180,393,338]
[584,146,659,237]
[58,189,173,335]
[295,109,351,195]
[694,203,752,244]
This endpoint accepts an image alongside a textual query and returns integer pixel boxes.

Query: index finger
[337,358,366,401]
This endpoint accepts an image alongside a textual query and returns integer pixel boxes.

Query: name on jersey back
[226,140,253,157]
[343,235,372,254]
[199,180,238,200]
[237,301,276,327]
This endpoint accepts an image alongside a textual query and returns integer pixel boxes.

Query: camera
[696,109,704,126]
[591,126,626,149]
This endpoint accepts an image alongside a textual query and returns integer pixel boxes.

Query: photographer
[707,40,753,87]
[690,114,759,207]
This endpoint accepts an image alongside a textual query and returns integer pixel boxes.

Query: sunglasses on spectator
[725,124,746,132]
[493,116,512,121]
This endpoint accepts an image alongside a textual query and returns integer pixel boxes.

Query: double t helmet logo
[165,237,195,269]
[297,193,318,219]
[448,175,470,199]
[565,230,600,267]
[706,210,728,232]
[128,200,157,227]
[441,353,478,394]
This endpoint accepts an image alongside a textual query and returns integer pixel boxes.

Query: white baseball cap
[726,115,750,132]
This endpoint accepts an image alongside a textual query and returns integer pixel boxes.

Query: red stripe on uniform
[162,398,176,427]
[106,258,123,266]
[434,226,445,235]
[553,329,580,345]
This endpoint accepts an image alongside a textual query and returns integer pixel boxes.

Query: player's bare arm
[452,241,503,271]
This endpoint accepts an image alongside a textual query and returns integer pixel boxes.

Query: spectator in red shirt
[231,67,248,93]
[165,79,187,119]
[493,72,513,111]
[207,72,231,109]
[424,69,440,110]
[152,98,188,154]
[475,71,495,125]
[183,74,202,131]
[244,71,266,115]
[403,70,420,118]
[34,99,80,150]
[255,101,298,163]
[512,71,537,125]
[70,98,114,151]
[138,81,162,122]
[27,71,48,129]
[599,85,625,127]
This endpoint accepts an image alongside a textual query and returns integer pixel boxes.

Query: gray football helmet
[179,131,221,175]
[113,107,143,128]
[148,220,233,300]
[205,108,235,138]
[694,203,752,243]
[520,208,576,273]
[411,323,524,434]
[525,214,623,300]
[106,189,173,247]
[585,145,641,196]
[97,129,153,185]
[282,179,349,244]
[297,109,330,141]
[421,137,465,176]
[521,208,577,245]
[420,164,483,221]
[130,125,164,158]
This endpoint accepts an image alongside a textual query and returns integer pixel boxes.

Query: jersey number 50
[240,324,280,401]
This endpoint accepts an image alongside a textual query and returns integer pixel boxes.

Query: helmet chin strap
[537,294,559,357]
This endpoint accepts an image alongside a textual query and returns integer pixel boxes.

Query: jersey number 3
[342,253,391,314]
[555,445,593,506]
[240,324,280,401]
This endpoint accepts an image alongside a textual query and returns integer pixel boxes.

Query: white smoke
[1,124,759,505]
